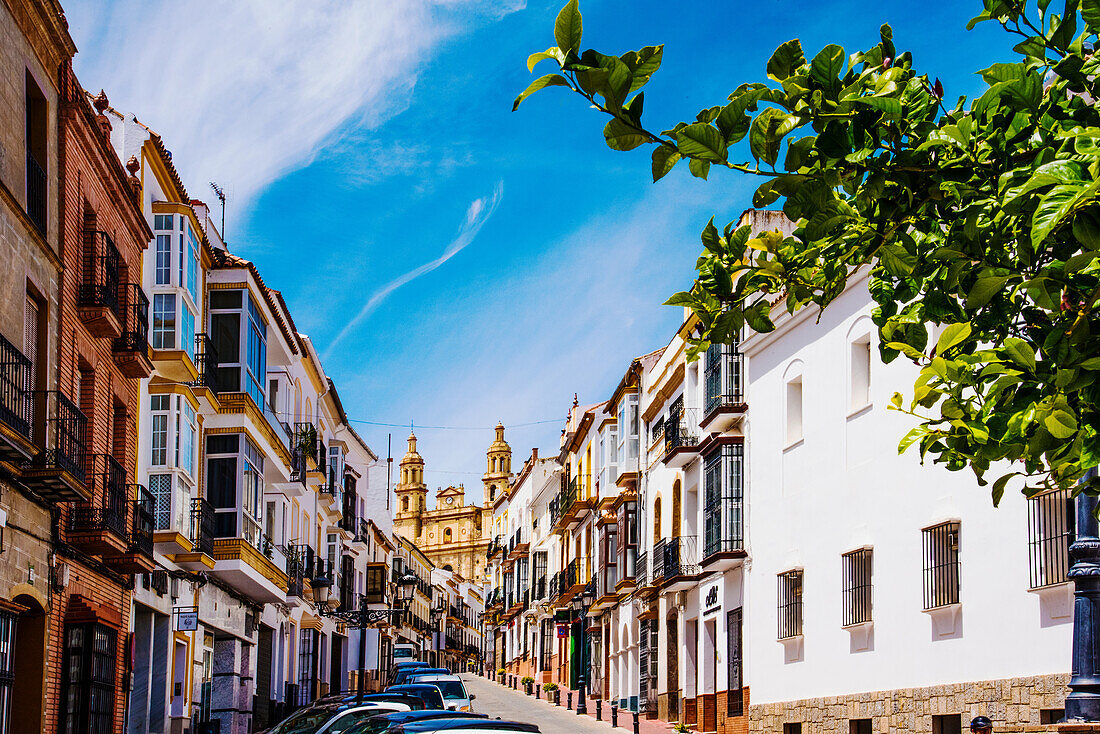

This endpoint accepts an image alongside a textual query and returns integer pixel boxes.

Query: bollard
[555,689,561,706]
[567,691,573,710]
[611,704,618,728]
[633,711,640,734]
[536,685,541,700]
[596,699,602,721]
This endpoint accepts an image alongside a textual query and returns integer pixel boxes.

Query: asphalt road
[460,674,628,734]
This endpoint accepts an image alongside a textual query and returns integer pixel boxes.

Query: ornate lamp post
[573,581,596,716]
[1067,469,1100,721]
[311,569,418,702]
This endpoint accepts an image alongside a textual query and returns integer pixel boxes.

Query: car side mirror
[469,695,476,700]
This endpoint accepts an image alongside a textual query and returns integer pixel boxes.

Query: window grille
[539,619,553,671]
[778,569,803,639]
[61,623,117,734]
[922,522,960,609]
[842,548,873,626]
[1028,488,1075,588]
[0,610,14,734]
[727,608,743,716]
[705,340,744,414]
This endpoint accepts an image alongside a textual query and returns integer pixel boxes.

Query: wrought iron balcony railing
[190,497,216,556]
[290,423,317,482]
[26,149,46,233]
[27,390,87,480]
[190,333,219,393]
[70,453,128,538]
[80,230,121,316]
[664,418,699,456]
[704,496,744,559]
[130,485,155,557]
[0,332,32,442]
[113,283,149,355]
[636,551,647,587]
[653,536,700,582]
[566,556,591,588]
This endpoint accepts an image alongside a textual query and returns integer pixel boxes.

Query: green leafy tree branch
[516,0,1100,501]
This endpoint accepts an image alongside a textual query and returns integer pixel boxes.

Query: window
[0,609,15,734]
[778,569,803,639]
[245,294,267,408]
[705,340,744,413]
[25,71,48,232]
[842,548,873,626]
[923,522,960,609]
[154,234,171,285]
[783,725,802,734]
[444,527,452,542]
[1028,488,1075,588]
[601,524,618,590]
[616,393,639,470]
[849,720,872,734]
[185,224,199,303]
[180,402,196,479]
[617,499,638,579]
[181,304,195,362]
[785,375,803,444]
[704,444,744,559]
[850,334,872,410]
[932,714,962,734]
[653,497,662,544]
[206,433,263,544]
[149,474,171,531]
[365,565,386,604]
[727,608,743,716]
[61,622,117,734]
[150,395,168,466]
[210,290,243,393]
[1041,710,1065,725]
[152,293,176,349]
[540,619,554,671]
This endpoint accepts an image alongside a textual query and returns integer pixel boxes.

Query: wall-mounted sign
[703,585,721,616]
[557,625,569,638]
[174,606,199,631]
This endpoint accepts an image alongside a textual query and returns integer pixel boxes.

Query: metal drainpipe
[1067,468,1100,721]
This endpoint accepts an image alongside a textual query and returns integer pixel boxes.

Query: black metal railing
[130,485,155,557]
[26,149,46,233]
[1028,488,1075,589]
[28,390,87,480]
[705,341,744,414]
[80,230,121,316]
[356,518,370,542]
[70,453,128,538]
[0,332,32,441]
[703,444,745,559]
[778,569,803,639]
[290,423,317,482]
[190,497,216,556]
[190,334,219,393]
[636,551,647,587]
[922,521,960,609]
[285,543,316,598]
[664,419,698,455]
[113,283,149,355]
[533,575,546,600]
[653,536,699,582]
[842,548,872,626]
[566,556,590,588]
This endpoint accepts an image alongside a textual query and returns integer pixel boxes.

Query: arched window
[402,497,409,512]
[653,497,662,544]
[444,527,453,542]
[489,485,496,501]
[672,479,682,538]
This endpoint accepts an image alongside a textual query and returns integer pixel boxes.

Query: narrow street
[460,674,645,734]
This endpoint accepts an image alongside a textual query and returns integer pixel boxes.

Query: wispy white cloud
[322,181,504,359]
[64,0,523,227]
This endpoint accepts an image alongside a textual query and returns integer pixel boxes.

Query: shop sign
[703,585,721,616]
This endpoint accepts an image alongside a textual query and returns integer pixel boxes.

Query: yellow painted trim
[151,200,205,239]
[213,393,293,467]
[147,381,201,411]
[212,538,290,591]
[154,531,194,553]
[171,552,216,569]
[208,281,248,290]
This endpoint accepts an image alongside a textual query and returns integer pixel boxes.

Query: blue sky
[68,0,1011,499]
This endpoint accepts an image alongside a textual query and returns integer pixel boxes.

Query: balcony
[104,485,158,574]
[700,342,746,432]
[188,333,220,399]
[702,495,746,571]
[211,535,289,604]
[653,536,701,591]
[0,333,35,464]
[551,475,591,532]
[290,423,318,483]
[78,230,122,338]
[20,391,89,503]
[507,529,529,561]
[560,556,591,603]
[68,454,129,556]
[285,543,317,601]
[26,149,46,234]
[174,497,217,570]
[663,411,701,468]
[112,283,153,378]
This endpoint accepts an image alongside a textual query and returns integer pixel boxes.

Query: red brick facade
[42,62,151,734]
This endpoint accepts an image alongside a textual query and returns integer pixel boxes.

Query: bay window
[616,393,639,479]
[151,294,176,349]
[210,289,267,408]
[703,443,744,559]
[151,395,168,466]
[617,499,638,580]
[206,433,265,546]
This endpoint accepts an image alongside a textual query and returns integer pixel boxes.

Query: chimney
[531,448,538,460]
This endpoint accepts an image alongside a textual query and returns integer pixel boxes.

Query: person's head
[970,715,993,733]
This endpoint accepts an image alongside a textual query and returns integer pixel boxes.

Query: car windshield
[342,717,393,734]
[427,681,467,700]
[327,709,393,734]
[266,706,339,734]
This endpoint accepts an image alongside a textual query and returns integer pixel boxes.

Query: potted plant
[521,676,534,695]
[543,681,559,705]
[497,667,506,681]
[674,723,692,734]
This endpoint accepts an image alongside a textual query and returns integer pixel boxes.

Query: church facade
[392,424,512,582]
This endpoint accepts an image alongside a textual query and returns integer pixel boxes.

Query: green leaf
[627,45,663,93]
[767,39,805,82]
[743,300,775,332]
[1003,337,1037,372]
[688,158,711,180]
[527,47,563,72]
[676,123,728,162]
[1032,182,1100,247]
[966,275,1010,309]
[809,44,845,90]
[886,341,926,361]
[853,96,902,119]
[1045,410,1078,439]
[664,291,697,308]
[990,472,1020,507]
[700,218,722,254]
[603,118,649,151]
[936,322,972,355]
[554,0,583,54]
[749,108,800,166]
[512,74,570,111]
[651,146,681,182]
[898,426,927,454]
[1084,0,1100,31]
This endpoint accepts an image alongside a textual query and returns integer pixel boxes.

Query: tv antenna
[210,182,226,238]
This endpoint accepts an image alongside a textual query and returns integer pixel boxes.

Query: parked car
[342,711,488,734]
[403,675,474,712]
[389,720,539,734]
[384,684,446,710]
[392,667,449,686]
[387,661,432,686]
[310,693,425,710]
[264,702,405,734]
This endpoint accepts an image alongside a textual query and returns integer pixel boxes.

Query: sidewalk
[467,673,675,734]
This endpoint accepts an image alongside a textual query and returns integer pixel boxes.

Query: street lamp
[312,569,418,702]
[572,581,596,717]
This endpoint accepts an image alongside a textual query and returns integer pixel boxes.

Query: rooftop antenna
[210,181,226,238]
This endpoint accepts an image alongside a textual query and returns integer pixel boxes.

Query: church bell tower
[395,432,428,538]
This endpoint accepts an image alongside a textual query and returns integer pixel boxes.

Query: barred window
[842,548,872,626]
[778,569,803,639]
[1028,489,1075,589]
[61,623,117,734]
[0,610,14,734]
[922,522,960,609]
